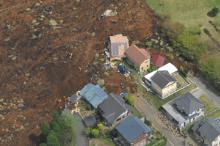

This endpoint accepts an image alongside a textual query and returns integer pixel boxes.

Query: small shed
[83,115,97,128]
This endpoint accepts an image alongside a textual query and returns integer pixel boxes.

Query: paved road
[135,96,184,146]
[191,76,220,106]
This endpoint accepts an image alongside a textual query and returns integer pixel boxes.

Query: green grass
[146,0,220,27]
[208,109,220,118]
[199,96,217,114]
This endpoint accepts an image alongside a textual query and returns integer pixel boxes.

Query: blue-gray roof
[80,83,108,108]
[192,118,220,143]
[115,116,151,144]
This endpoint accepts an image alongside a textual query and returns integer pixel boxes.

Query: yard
[130,68,195,109]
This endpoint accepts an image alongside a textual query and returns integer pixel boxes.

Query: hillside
[0,0,153,145]
[146,0,220,90]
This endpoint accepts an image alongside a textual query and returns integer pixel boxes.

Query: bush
[97,123,105,131]
[90,128,100,138]
[124,93,135,106]
[207,7,219,17]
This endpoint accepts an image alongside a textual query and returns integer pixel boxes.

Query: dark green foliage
[144,119,152,127]
[207,7,219,17]
[40,111,76,146]
[41,122,50,136]
[47,131,60,146]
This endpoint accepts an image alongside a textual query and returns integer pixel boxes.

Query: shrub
[124,93,135,106]
[207,7,219,17]
[90,128,100,138]
[47,131,60,146]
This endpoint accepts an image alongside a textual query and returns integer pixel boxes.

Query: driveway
[134,96,195,146]
[191,76,220,106]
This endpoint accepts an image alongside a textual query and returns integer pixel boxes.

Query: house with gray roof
[162,92,204,130]
[97,93,129,126]
[114,116,152,146]
[192,118,220,146]
[151,70,177,99]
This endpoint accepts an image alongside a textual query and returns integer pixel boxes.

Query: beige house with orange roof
[125,44,150,72]
[108,34,129,61]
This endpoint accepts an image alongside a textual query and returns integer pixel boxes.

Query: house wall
[112,110,129,127]
[211,135,220,146]
[139,59,150,73]
[162,106,204,130]
[131,134,148,146]
[151,81,177,99]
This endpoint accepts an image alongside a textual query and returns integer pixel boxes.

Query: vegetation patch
[199,96,217,114]
[145,0,220,90]
[40,110,77,146]
[208,109,220,118]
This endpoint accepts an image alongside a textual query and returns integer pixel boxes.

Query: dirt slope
[0,0,153,145]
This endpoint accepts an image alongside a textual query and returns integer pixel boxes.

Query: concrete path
[73,114,89,146]
[191,76,220,106]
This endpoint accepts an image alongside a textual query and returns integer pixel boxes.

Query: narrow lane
[135,96,187,146]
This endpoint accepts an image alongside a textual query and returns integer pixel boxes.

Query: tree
[41,122,50,136]
[47,131,60,146]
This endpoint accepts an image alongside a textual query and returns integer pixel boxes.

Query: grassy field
[146,0,220,89]
[146,0,220,49]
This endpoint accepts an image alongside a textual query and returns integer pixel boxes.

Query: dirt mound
[0,0,153,145]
